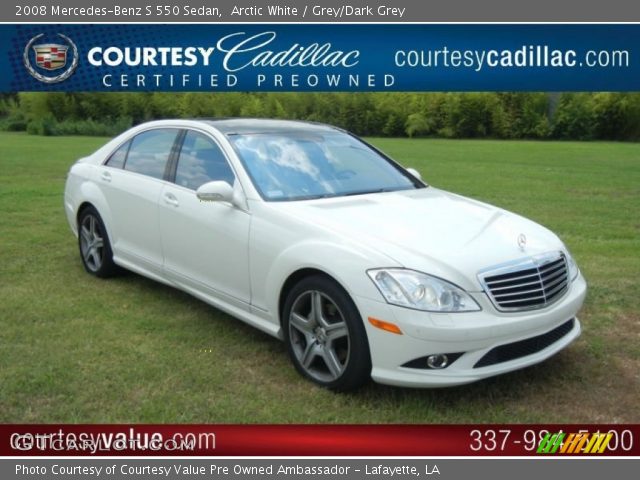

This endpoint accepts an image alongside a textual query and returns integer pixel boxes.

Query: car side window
[105,140,130,169]
[123,129,179,180]
[175,131,235,190]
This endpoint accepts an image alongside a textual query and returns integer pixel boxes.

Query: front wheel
[283,275,371,391]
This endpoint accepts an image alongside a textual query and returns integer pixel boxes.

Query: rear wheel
[78,206,119,278]
[283,275,371,391]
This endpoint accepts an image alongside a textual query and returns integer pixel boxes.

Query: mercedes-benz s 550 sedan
[64,119,586,391]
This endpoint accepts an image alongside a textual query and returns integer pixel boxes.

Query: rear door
[97,128,180,276]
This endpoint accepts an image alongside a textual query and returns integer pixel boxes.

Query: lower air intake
[474,318,575,368]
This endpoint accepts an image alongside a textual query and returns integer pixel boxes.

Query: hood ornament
[517,234,527,251]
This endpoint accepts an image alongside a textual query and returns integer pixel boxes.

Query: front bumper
[357,273,587,387]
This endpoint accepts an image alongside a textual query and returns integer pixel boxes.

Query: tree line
[1,92,639,140]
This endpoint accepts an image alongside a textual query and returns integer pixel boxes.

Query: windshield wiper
[290,187,403,201]
[344,188,395,197]
[291,193,340,201]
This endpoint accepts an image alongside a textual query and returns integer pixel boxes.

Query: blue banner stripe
[2,24,638,92]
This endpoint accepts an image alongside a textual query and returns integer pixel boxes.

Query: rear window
[105,141,130,169]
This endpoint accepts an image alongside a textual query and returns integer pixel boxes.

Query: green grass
[1,132,639,423]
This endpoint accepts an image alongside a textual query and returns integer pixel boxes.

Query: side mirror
[406,167,422,181]
[196,181,234,203]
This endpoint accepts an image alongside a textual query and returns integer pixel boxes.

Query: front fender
[263,239,399,326]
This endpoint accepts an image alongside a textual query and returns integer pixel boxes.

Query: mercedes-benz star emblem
[517,233,527,251]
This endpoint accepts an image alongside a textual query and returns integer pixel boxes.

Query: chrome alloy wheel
[79,214,105,272]
[288,290,351,382]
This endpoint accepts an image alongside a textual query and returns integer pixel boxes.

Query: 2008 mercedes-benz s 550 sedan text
[64,119,586,391]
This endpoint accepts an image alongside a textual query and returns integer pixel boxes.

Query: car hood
[274,187,564,291]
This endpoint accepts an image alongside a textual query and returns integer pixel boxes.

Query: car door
[158,129,252,308]
[97,128,180,276]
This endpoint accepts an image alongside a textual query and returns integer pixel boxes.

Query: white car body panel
[64,119,586,387]
[159,182,252,306]
[270,188,563,293]
[99,168,166,276]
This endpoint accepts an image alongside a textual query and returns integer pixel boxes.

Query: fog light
[426,354,449,369]
[401,352,463,370]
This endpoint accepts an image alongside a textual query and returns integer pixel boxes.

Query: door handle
[163,192,179,207]
[100,171,112,182]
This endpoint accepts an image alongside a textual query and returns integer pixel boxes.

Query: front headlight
[565,251,580,281]
[367,268,481,312]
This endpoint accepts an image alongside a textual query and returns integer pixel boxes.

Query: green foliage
[26,113,57,136]
[25,115,132,137]
[551,93,597,140]
[405,112,430,138]
[0,114,27,132]
[52,117,133,136]
[591,93,640,141]
[0,96,27,132]
[496,93,550,139]
[1,92,639,140]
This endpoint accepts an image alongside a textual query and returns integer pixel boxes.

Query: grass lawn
[1,131,638,423]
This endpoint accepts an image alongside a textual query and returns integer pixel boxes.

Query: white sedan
[64,119,586,390]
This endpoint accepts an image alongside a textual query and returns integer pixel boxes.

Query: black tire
[282,275,371,391]
[77,205,120,278]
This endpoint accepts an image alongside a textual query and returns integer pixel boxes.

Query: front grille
[474,318,575,368]
[480,252,569,311]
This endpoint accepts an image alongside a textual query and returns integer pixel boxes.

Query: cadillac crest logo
[34,44,68,71]
[24,33,78,84]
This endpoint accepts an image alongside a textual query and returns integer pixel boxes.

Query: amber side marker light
[368,317,403,335]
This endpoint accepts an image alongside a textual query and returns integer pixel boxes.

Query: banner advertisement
[2,24,638,92]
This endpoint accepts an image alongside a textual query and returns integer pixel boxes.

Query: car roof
[195,118,340,135]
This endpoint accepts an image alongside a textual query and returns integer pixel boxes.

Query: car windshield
[228,131,421,201]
